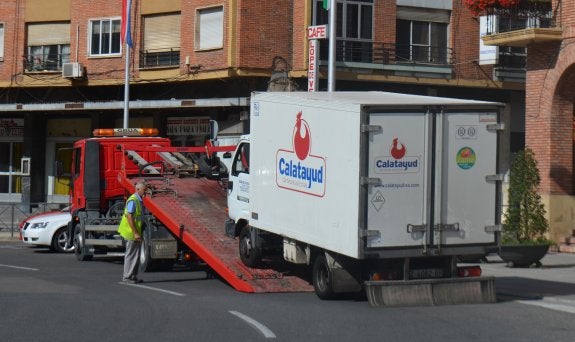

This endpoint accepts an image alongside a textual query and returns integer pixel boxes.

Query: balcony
[319,41,453,79]
[481,0,563,47]
[139,48,180,69]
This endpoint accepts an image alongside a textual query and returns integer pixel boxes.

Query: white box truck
[226,91,502,306]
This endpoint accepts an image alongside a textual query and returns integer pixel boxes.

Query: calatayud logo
[374,137,420,174]
[276,111,326,197]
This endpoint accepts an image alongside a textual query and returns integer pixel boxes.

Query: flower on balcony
[464,0,523,15]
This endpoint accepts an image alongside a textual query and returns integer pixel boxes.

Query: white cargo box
[249,92,502,259]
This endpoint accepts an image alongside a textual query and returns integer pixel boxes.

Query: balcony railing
[139,48,180,68]
[319,41,453,67]
[484,0,559,34]
[24,53,70,72]
[481,0,562,47]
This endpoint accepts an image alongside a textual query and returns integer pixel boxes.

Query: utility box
[62,62,83,78]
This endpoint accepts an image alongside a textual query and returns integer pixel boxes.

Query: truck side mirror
[227,181,233,191]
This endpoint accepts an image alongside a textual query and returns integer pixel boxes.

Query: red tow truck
[60,126,313,293]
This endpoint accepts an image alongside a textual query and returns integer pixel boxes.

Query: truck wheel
[74,225,92,261]
[139,231,174,272]
[239,227,261,268]
[313,254,335,300]
[50,226,70,253]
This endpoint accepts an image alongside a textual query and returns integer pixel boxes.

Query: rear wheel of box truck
[312,254,335,299]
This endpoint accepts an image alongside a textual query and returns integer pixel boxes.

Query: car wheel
[50,226,71,253]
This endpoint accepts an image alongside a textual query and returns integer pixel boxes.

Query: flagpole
[327,0,336,92]
[123,43,130,129]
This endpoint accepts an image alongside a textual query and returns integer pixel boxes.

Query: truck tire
[239,226,261,268]
[313,254,335,300]
[139,232,174,272]
[50,226,70,253]
[74,225,92,261]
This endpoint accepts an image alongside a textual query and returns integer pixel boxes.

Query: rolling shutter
[396,6,450,24]
[28,23,70,46]
[143,13,181,52]
[197,7,223,50]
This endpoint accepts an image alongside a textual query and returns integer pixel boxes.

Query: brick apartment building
[481,0,575,245]
[0,1,530,234]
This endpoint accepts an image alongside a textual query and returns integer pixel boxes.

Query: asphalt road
[1,242,575,342]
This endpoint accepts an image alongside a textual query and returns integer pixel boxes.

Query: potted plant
[500,148,551,267]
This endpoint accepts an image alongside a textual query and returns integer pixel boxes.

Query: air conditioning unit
[62,62,83,78]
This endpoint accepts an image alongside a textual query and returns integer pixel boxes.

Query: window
[0,23,4,61]
[231,143,250,176]
[141,13,181,68]
[313,0,374,63]
[395,6,449,65]
[196,6,223,50]
[396,20,448,64]
[90,18,121,56]
[27,45,70,71]
[26,23,70,71]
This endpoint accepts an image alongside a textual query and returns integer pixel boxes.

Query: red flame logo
[390,137,406,159]
[293,111,311,160]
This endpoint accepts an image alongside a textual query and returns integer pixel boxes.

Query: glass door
[0,142,23,201]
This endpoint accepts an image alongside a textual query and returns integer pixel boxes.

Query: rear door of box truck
[365,108,498,250]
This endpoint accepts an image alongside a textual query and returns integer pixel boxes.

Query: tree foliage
[503,148,549,244]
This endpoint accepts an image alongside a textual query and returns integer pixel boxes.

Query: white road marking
[0,264,39,271]
[229,310,277,339]
[118,282,186,297]
[519,297,575,315]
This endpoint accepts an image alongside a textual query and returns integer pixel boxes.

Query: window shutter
[396,6,450,24]
[28,23,70,46]
[197,7,223,50]
[396,0,452,11]
[144,13,181,52]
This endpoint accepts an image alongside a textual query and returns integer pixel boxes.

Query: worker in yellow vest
[118,182,146,284]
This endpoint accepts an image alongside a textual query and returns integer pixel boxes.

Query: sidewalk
[0,230,20,242]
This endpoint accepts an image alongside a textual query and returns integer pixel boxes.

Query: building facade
[0,1,526,234]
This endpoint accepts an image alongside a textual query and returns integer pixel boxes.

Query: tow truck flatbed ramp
[138,176,313,293]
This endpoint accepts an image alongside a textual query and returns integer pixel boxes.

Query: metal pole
[123,43,130,129]
[8,143,12,200]
[10,203,14,238]
[327,0,337,92]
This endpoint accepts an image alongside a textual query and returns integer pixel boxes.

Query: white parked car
[20,211,72,253]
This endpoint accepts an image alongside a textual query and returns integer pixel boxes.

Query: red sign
[308,40,318,92]
[307,25,328,40]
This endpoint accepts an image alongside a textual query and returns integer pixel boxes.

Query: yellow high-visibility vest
[117,194,143,240]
